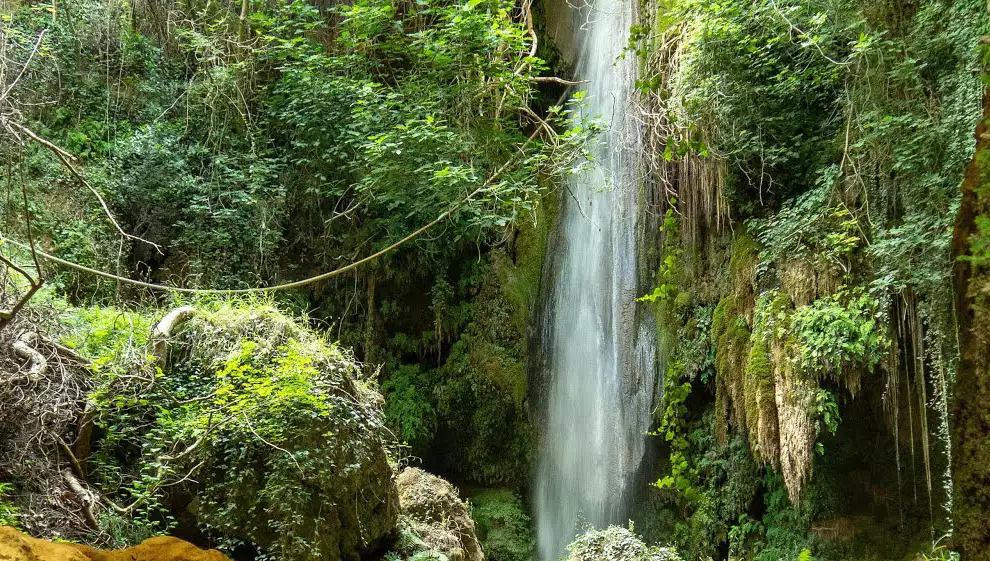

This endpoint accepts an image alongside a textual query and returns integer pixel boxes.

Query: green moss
[435,338,535,486]
[743,337,778,464]
[498,188,558,339]
[729,233,759,294]
[712,295,751,438]
[70,300,398,558]
[745,339,773,385]
[468,340,528,406]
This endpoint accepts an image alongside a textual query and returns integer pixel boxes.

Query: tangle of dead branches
[0,286,96,538]
[633,17,730,249]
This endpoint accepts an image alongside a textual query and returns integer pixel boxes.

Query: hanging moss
[744,338,780,469]
[710,233,761,441]
[729,233,760,312]
[712,295,751,442]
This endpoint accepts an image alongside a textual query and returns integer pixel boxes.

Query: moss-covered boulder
[149,304,399,561]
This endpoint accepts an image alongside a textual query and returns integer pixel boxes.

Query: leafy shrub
[786,288,887,380]
[0,483,20,528]
[384,364,439,451]
[469,490,536,561]
[567,526,682,561]
[76,301,398,560]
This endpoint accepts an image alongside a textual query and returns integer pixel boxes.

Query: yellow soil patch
[0,526,231,561]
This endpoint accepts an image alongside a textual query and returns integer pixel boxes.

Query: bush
[566,526,682,561]
[469,490,536,561]
[0,483,20,528]
[384,364,438,451]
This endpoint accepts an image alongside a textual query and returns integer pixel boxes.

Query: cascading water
[534,0,658,557]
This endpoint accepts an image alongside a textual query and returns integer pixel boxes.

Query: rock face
[396,468,484,561]
[951,90,990,560]
[0,526,231,561]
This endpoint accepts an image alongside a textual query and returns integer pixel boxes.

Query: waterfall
[533,0,658,557]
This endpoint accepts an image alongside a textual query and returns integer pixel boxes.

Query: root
[151,306,197,365]
[12,331,48,381]
[61,468,100,531]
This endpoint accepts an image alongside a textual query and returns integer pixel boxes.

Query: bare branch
[522,0,538,58]
[533,76,588,87]
[61,468,100,530]
[2,118,164,254]
[0,29,47,104]
[0,251,43,332]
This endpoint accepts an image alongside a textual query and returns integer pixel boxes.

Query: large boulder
[396,468,484,561]
[0,526,230,561]
[154,305,399,561]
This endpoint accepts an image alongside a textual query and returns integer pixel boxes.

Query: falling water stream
[534,0,658,558]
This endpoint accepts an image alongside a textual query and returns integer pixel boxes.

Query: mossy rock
[163,304,399,561]
[396,468,484,561]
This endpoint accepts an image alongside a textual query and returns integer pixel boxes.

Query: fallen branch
[41,335,91,365]
[0,29,47,104]
[70,401,96,476]
[0,253,43,332]
[533,76,588,87]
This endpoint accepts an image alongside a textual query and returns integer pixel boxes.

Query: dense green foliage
[633,0,988,557]
[0,483,20,528]
[57,300,399,559]
[0,0,570,513]
[469,490,536,561]
[2,0,573,286]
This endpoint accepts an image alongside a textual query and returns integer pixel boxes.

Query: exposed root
[0,294,93,539]
[61,469,100,531]
[12,331,47,381]
[151,306,197,365]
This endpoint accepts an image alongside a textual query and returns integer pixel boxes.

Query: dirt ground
[0,526,231,561]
